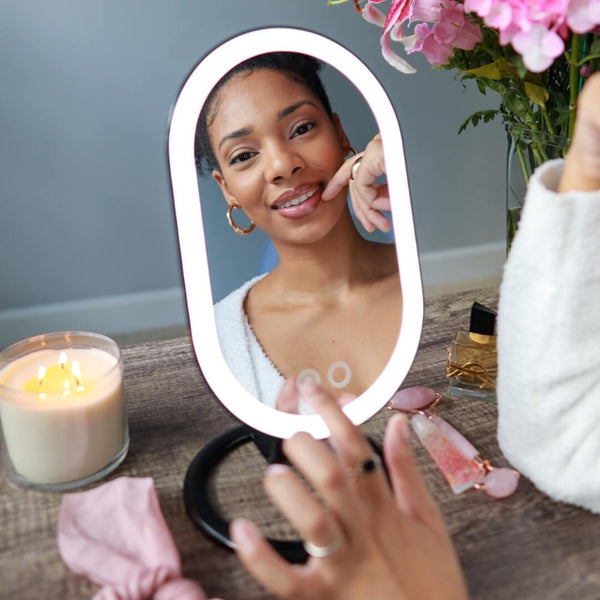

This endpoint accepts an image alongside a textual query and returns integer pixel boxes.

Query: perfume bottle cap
[469,302,496,336]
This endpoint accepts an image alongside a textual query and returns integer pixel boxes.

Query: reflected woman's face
[209,69,351,246]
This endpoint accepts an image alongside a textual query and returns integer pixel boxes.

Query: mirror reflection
[194,53,402,414]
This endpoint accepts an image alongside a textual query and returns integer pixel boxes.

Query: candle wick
[71,360,82,389]
[37,365,46,386]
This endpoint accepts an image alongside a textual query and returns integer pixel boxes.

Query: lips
[271,183,324,211]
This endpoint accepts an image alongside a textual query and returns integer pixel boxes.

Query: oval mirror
[168,27,423,439]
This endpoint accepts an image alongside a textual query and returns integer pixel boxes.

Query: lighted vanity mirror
[169,27,423,439]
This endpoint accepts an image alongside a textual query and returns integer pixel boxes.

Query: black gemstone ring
[348,453,382,477]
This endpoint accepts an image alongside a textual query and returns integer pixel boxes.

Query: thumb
[275,377,300,413]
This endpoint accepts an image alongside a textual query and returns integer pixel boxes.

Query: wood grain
[1,288,599,599]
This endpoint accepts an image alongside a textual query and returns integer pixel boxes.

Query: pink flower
[405,0,483,66]
[567,0,600,33]
[409,0,444,23]
[362,1,387,26]
[485,1,513,30]
[439,2,484,49]
[511,23,565,71]
[464,0,493,17]
[408,22,456,65]
[459,0,600,71]
[357,0,600,77]
[405,3,483,67]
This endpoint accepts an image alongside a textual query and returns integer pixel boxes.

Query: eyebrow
[217,100,318,152]
[217,126,252,151]
[277,100,317,120]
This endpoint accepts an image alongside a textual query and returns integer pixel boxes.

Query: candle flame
[29,355,87,397]
[71,360,81,387]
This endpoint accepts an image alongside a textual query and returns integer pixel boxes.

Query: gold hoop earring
[227,203,255,236]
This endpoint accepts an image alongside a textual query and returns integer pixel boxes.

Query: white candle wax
[0,346,125,486]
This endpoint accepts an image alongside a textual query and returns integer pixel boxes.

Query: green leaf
[463,60,505,79]
[458,109,500,134]
[524,81,549,108]
[462,57,519,79]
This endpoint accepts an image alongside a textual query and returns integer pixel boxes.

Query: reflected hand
[560,73,600,193]
[275,376,355,414]
[322,134,391,234]
[232,382,468,600]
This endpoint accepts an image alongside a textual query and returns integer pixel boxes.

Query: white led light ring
[327,361,352,389]
[296,369,322,390]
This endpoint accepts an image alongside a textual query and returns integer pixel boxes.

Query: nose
[263,140,305,183]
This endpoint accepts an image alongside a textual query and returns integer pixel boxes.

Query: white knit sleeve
[497,159,600,512]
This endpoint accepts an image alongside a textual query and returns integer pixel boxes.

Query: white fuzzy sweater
[214,275,284,409]
[497,159,600,513]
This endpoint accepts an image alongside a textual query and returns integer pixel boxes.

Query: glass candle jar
[0,331,128,491]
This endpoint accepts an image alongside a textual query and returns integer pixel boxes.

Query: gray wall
[0,0,505,347]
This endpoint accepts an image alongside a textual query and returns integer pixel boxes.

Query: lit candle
[0,332,128,490]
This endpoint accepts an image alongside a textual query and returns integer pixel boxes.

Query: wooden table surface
[2,287,600,600]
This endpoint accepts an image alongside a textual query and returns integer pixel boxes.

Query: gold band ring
[350,156,363,181]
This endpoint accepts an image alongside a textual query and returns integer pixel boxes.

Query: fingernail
[230,518,255,546]
[266,463,291,477]
[300,378,320,394]
[391,413,410,442]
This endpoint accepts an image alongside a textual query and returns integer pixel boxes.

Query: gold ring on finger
[350,156,363,181]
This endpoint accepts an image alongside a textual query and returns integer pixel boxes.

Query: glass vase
[506,125,570,250]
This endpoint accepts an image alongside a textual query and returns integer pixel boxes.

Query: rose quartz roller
[388,387,519,498]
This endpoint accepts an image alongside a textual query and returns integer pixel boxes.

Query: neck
[268,210,375,302]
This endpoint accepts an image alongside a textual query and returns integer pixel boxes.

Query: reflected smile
[272,184,324,210]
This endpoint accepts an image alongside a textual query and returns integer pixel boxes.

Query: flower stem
[542,108,556,136]
[516,143,530,185]
[568,34,582,138]
[578,54,600,65]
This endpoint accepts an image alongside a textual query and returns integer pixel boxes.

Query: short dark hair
[195,52,333,175]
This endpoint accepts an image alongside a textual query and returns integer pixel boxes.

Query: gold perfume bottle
[446,302,497,401]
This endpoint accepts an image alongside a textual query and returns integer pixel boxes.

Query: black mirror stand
[183,425,309,563]
[184,426,386,564]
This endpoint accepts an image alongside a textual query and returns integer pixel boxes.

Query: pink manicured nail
[230,519,255,546]
[390,412,410,441]
[300,379,320,394]
[266,463,291,477]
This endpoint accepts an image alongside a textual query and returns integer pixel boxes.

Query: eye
[230,150,256,165]
[292,120,316,138]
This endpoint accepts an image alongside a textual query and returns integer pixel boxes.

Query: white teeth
[278,186,320,209]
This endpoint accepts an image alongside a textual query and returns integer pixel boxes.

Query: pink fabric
[57,477,217,600]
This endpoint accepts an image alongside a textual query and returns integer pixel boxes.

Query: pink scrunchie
[58,477,221,600]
